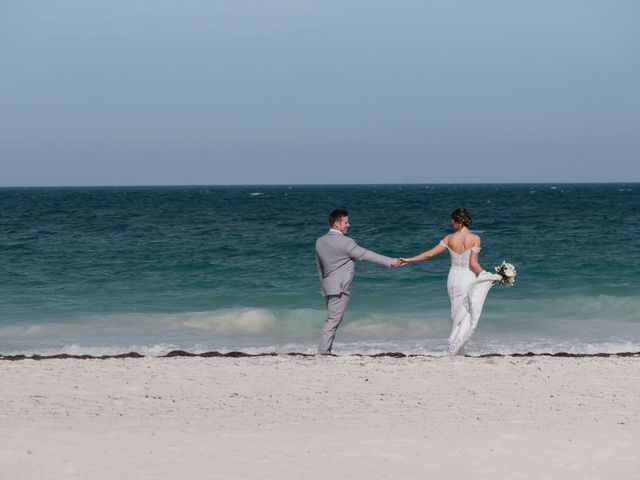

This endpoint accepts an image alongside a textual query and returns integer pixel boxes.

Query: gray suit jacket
[316,231,392,296]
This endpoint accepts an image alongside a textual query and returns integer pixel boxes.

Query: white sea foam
[462,337,640,357]
[62,343,181,357]
[2,336,640,358]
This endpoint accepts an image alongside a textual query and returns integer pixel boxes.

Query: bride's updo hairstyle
[450,208,472,228]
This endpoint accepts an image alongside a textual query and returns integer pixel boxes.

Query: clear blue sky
[1,0,639,186]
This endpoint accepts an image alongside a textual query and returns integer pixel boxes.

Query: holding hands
[391,258,411,267]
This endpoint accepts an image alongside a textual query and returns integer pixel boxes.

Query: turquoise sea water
[1,184,639,356]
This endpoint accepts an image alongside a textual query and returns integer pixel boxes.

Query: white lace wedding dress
[440,240,502,355]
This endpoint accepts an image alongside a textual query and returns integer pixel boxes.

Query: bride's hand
[399,258,411,265]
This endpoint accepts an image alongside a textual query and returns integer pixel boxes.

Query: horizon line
[1,181,639,189]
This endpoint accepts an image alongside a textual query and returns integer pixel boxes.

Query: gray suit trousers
[318,293,351,354]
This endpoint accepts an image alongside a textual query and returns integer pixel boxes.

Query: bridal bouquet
[495,261,517,287]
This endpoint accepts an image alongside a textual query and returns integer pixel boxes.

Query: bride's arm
[469,237,483,274]
[400,243,446,264]
[469,252,483,274]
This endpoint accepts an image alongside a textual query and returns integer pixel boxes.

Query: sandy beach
[1,355,638,479]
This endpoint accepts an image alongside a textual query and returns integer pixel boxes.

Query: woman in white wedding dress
[401,208,501,355]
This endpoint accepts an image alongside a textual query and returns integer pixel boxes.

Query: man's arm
[316,252,325,279]
[345,237,398,267]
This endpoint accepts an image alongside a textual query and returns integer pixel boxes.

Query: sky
[1,0,639,186]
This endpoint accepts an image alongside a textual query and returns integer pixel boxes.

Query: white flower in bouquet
[495,261,517,287]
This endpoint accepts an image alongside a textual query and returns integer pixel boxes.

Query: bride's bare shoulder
[468,232,482,245]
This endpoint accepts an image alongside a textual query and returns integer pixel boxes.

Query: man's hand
[391,258,402,267]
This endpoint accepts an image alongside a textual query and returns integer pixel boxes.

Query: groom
[316,209,400,354]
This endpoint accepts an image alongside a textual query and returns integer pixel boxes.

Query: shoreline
[2,349,640,361]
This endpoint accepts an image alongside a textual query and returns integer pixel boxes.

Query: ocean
[1,184,639,356]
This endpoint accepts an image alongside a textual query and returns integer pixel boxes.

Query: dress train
[447,270,501,355]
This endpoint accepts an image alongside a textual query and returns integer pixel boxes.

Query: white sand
[1,355,638,479]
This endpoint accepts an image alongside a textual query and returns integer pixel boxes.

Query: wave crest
[175,308,277,334]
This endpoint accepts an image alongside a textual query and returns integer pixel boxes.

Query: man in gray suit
[316,209,400,354]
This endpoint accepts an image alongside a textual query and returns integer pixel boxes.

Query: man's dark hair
[329,209,348,226]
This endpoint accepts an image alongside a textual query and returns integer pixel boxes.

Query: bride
[400,208,501,355]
